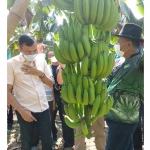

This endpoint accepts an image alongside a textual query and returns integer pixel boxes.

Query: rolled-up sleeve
[43,61,51,76]
[7,61,14,85]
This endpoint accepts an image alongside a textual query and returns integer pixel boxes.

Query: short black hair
[131,40,139,48]
[125,38,139,48]
[19,34,37,47]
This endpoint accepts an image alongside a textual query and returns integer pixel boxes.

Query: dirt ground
[7,111,108,150]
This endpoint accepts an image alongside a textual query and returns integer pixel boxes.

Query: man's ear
[18,47,21,51]
[128,41,132,47]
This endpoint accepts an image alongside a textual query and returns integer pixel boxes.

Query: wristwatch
[39,73,45,79]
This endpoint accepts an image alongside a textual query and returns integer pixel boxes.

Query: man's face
[20,42,38,55]
[48,52,54,61]
[118,37,130,52]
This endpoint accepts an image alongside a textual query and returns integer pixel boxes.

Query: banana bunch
[74,0,119,31]
[64,95,114,137]
[50,0,74,12]
[81,50,115,79]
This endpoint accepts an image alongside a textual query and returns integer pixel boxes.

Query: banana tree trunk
[7,0,30,42]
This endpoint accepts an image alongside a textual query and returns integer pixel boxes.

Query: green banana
[88,77,95,92]
[64,117,81,128]
[61,85,72,103]
[88,87,95,104]
[105,96,113,113]
[100,0,114,27]
[83,77,89,90]
[75,131,84,138]
[99,10,119,31]
[90,44,99,60]
[91,95,101,116]
[95,79,103,96]
[64,105,70,116]
[78,76,83,93]
[82,25,89,37]
[53,43,70,64]
[63,39,73,62]
[82,121,89,135]
[81,34,91,57]
[95,0,104,26]
[68,83,77,103]
[83,90,88,105]
[74,0,85,24]
[70,42,80,63]
[61,71,68,83]
[63,19,68,40]
[68,104,81,122]
[76,85,83,104]
[71,73,78,92]
[105,31,111,44]
[99,52,109,77]
[74,22,83,45]
[82,0,90,23]
[90,116,98,124]
[100,88,107,107]
[96,102,108,118]
[98,42,103,54]
[67,73,71,83]
[89,0,99,24]
[68,24,75,43]
[100,0,119,31]
[77,41,85,61]
[99,0,111,26]
[100,52,115,78]
[90,60,97,79]
[81,56,89,76]
[96,53,104,77]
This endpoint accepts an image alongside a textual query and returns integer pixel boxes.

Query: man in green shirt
[105,23,144,150]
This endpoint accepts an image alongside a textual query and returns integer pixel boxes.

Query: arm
[57,63,65,85]
[7,84,37,122]
[57,67,63,85]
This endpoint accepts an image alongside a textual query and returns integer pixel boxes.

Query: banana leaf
[40,0,52,6]
[118,0,144,27]
[136,0,144,16]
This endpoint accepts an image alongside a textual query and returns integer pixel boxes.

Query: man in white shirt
[7,34,53,150]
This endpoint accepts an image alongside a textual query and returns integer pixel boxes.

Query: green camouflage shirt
[105,52,144,124]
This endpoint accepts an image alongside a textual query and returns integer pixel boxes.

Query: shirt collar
[19,53,26,62]
[130,52,140,58]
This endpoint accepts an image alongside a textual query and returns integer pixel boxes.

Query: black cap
[113,23,144,42]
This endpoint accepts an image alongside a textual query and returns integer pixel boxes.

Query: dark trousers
[32,101,53,147]
[52,95,74,148]
[105,119,138,150]
[133,103,144,150]
[16,109,52,150]
[7,105,13,124]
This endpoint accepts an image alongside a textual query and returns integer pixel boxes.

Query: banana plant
[118,0,144,27]
[136,0,144,16]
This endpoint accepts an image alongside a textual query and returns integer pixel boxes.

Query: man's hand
[20,109,37,122]
[59,63,65,69]
[21,64,43,76]
[7,103,10,110]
